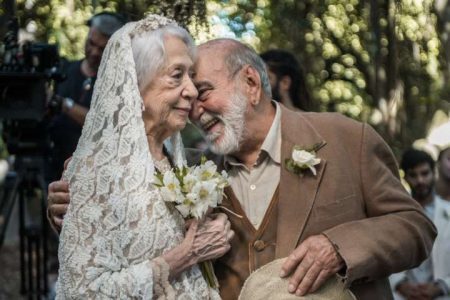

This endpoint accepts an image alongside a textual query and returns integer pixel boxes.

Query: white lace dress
[55,15,220,299]
[56,157,220,299]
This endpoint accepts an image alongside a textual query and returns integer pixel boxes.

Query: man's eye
[198,89,209,100]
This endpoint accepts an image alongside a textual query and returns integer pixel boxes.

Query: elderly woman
[55,15,232,299]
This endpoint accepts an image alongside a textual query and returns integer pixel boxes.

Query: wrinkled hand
[396,282,426,300]
[47,180,70,231]
[280,234,344,296]
[162,213,234,279]
[187,213,234,264]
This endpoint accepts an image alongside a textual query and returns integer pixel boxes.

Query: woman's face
[141,35,197,137]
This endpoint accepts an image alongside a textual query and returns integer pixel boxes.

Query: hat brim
[239,258,356,300]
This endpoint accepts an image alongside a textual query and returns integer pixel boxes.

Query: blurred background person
[436,146,450,202]
[260,49,312,111]
[47,12,126,181]
[433,146,450,299]
[391,148,449,299]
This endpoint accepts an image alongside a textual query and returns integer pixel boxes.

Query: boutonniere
[285,143,324,176]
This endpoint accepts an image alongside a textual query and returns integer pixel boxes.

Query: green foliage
[12,0,207,60]
[209,0,449,154]
[5,0,448,154]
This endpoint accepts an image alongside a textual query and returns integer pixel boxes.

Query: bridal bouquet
[153,156,229,288]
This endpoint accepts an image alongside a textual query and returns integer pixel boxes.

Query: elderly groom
[189,38,435,300]
[48,38,436,299]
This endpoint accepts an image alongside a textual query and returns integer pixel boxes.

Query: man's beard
[199,91,247,155]
[412,184,433,201]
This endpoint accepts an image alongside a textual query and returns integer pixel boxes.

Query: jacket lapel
[275,106,327,258]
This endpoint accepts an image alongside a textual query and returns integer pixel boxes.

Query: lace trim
[153,257,176,299]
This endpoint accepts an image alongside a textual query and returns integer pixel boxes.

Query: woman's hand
[162,213,234,279]
[190,213,234,263]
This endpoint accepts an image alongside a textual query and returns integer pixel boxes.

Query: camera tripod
[0,155,49,299]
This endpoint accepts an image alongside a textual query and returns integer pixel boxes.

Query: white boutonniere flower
[285,143,323,176]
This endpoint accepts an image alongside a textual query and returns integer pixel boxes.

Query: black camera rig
[0,16,63,298]
[0,18,64,155]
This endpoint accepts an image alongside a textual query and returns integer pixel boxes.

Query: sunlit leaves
[206,0,447,152]
[12,0,208,59]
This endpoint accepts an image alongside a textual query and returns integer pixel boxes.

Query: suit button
[253,240,265,251]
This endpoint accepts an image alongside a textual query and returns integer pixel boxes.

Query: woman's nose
[182,77,198,101]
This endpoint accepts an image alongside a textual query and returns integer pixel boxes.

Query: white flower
[182,172,197,194]
[187,180,217,219]
[291,149,321,175]
[175,203,191,218]
[160,171,183,203]
[153,157,229,219]
[193,160,217,181]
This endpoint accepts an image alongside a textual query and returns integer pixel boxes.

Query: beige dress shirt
[224,102,281,229]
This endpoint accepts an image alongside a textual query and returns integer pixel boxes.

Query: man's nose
[417,175,426,184]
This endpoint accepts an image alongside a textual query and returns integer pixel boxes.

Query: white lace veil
[63,14,187,212]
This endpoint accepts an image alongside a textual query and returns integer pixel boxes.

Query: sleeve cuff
[152,257,175,298]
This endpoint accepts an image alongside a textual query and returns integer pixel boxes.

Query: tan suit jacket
[188,105,436,299]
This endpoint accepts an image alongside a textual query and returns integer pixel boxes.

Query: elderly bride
[56,15,233,299]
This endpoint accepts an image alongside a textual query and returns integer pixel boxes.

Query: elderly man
[48,38,436,299]
[189,39,435,299]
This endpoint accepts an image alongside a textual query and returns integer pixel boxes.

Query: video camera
[0,17,63,155]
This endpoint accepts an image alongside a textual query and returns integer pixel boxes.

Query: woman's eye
[172,71,183,79]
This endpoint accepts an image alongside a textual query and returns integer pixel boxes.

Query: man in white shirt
[434,146,450,299]
[391,148,449,299]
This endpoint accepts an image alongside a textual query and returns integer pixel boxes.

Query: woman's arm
[56,183,232,299]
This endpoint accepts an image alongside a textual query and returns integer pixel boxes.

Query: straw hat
[239,258,356,300]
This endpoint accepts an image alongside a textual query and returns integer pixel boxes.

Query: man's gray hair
[89,13,126,37]
[131,25,196,92]
[221,39,272,98]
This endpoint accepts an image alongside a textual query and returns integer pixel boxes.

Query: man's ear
[241,65,262,106]
[279,75,292,93]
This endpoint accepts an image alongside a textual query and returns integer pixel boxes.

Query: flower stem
[200,260,218,289]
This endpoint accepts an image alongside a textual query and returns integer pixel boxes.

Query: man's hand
[396,282,426,300]
[47,180,70,231]
[280,234,344,296]
[417,282,443,300]
[397,281,444,300]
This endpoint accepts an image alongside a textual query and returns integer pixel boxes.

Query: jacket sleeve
[323,123,436,287]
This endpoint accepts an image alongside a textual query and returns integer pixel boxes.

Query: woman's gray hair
[223,40,272,98]
[131,25,196,92]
